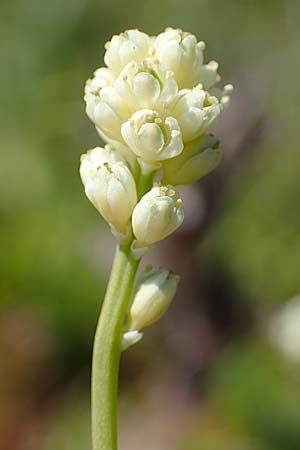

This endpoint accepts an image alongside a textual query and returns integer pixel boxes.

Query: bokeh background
[1,0,300,449]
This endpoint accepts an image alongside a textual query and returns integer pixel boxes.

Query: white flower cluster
[84,28,231,169]
[80,28,232,348]
[81,28,232,241]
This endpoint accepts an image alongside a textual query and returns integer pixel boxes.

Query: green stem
[91,243,139,450]
[91,170,155,450]
[137,171,155,198]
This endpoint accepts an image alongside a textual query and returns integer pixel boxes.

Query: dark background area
[1,0,300,449]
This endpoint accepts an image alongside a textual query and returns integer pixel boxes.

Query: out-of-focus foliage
[1,0,300,449]
[178,340,300,450]
[199,147,300,303]
[213,342,300,450]
[41,392,90,450]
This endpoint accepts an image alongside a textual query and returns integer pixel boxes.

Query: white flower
[115,59,178,111]
[132,185,184,246]
[127,266,179,331]
[163,134,222,185]
[83,161,137,233]
[170,86,222,142]
[154,27,219,89]
[84,68,115,122]
[80,145,126,185]
[85,67,115,94]
[85,85,131,142]
[121,109,183,163]
[85,59,179,149]
[104,29,152,76]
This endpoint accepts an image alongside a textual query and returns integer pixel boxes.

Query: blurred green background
[1,0,300,449]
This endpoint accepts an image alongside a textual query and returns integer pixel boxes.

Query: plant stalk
[91,243,139,450]
[91,171,154,450]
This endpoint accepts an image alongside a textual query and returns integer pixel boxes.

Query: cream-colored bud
[132,185,184,246]
[84,68,115,123]
[162,134,222,185]
[85,82,131,142]
[104,29,151,76]
[170,87,221,142]
[121,109,183,162]
[84,162,137,233]
[127,266,179,331]
[80,145,125,185]
[154,28,219,89]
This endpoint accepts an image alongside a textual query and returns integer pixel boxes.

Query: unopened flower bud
[121,109,183,162]
[104,29,151,76]
[127,266,179,331]
[84,162,137,233]
[162,134,222,185]
[154,28,219,89]
[132,185,184,246]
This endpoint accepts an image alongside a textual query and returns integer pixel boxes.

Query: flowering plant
[80,27,232,450]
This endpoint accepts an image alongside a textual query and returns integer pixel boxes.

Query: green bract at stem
[91,243,139,450]
[91,171,154,450]
[136,165,158,200]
